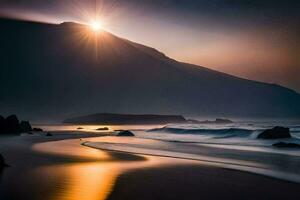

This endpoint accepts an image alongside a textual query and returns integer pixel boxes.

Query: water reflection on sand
[33,163,118,200]
[31,138,171,200]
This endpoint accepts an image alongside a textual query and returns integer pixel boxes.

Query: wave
[147,125,300,141]
[148,127,254,137]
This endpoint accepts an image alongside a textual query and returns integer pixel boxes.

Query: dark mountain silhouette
[63,113,187,125]
[0,18,300,120]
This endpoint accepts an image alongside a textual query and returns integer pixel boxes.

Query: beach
[1,4,300,200]
[0,129,299,200]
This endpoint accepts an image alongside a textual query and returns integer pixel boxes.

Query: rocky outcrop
[4,115,19,133]
[272,142,300,148]
[117,130,135,137]
[257,127,291,139]
[19,121,32,132]
[46,133,53,137]
[32,128,43,132]
[0,114,33,134]
[0,116,5,128]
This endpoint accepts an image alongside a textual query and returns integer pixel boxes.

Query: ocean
[38,120,300,156]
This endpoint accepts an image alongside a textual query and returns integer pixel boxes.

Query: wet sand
[0,132,299,200]
[108,165,300,200]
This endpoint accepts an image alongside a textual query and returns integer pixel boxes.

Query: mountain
[63,113,187,125]
[0,18,300,120]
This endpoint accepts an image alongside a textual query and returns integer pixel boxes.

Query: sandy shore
[0,131,299,200]
[108,164,300,200]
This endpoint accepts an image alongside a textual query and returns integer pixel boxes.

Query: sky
[0,0,299,92]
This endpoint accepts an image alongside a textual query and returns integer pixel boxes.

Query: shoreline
[0,131,299,200]
[82,136,300,184]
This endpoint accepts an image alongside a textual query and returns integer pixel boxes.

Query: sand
[0,131,299,200]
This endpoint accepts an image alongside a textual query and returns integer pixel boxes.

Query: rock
[0,115,33,134]
[0,116,5,134]
[19,121,32,132]
[257,127,291,139]
[27,132,33,135]
[5,115,20,133]
[272,142,300,148]
[46,133,53,137]
[77,127,84,130]
[117,130,135,137]
[32,128,43,132]
[0,115,5,127]
[0,154,9,167]
[96,127,109,131]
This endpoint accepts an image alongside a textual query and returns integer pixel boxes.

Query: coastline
[0,131,299,200]
[83,136,300,183]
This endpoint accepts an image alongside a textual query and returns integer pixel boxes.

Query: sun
[90,21,102,32]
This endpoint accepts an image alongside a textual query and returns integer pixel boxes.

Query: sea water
[135,120,300,156]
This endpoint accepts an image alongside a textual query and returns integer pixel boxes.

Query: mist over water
[140,121,300,155]
[38,120,300,156]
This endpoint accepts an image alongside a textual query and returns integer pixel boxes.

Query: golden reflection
[36,163,119,200]
[32,139,111,161]
[31,138,178,200]
[33,156,171,200]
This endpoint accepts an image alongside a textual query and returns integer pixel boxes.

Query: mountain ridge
[0,18,299,120]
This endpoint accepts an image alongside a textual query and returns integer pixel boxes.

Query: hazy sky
[1,0,299,92]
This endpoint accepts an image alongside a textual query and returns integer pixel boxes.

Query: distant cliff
[63,113,187,125]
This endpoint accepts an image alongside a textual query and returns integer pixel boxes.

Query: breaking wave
[148,127,254,138]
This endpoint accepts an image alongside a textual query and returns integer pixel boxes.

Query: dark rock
[46,133,53,137]
[0,115,5,127]
[0,116,5,134]
[257,127,291,139]
[19,121,32,132]
[272,142,300,148]
[117,130,135,137]
[0,115,33,134]
[5,115,20,133]
[77,127,84,130]
[32,128,43,132]
[27,132,33,135]
[0,154,9,167]
[96,127,109,131]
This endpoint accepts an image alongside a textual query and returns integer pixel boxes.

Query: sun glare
[90,21,102,32]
